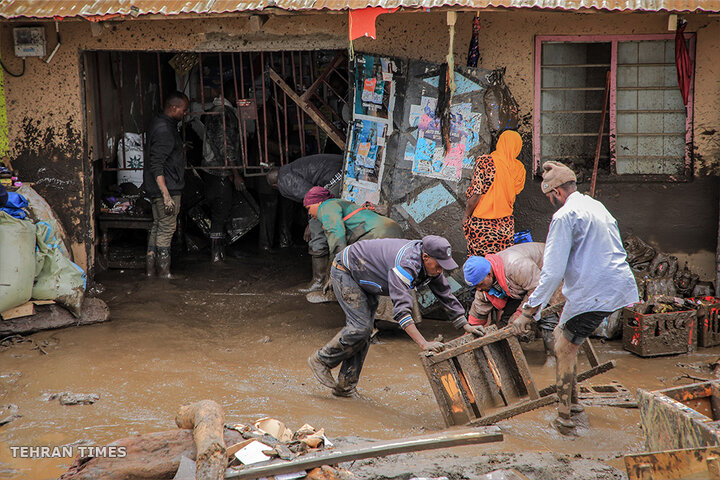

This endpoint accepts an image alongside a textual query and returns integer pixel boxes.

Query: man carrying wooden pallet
[307,235,485,397]
[510,161,638,435]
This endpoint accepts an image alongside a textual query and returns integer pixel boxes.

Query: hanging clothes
[467,17,482,68]
[675,21,693,106]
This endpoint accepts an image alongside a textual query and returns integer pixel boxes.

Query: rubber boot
[156,247,173,279]
[145,247,157,277]
[542,328,557,368]
[299,255,328,293]
[211,237,225,264]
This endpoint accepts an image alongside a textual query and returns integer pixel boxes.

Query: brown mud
[1,250,720,479]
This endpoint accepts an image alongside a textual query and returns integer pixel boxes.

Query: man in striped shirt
[308,235,484,397]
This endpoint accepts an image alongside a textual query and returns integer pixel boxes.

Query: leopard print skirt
[463,215,514,257]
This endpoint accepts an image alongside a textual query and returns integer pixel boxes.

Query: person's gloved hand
[232,174,246,192]
[463,324,486,336]
[303,225,312,243]
[322,279,332,295]
[422,341,445,353]
[511,312,535,336]
[163,194,176,215]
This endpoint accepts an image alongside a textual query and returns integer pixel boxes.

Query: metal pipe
[156,52,163,107]
[116,52,127,171]
[94,51,108,168]
[281,51,289,163]
[291,52,305,157]
[198,52,205,112]
[248,53,263,167]
[270,52,284,166]
[260,52,269,166]
[311,51,322,154]
[219,52,229,168]
[238,52,249,170]
[136,52,145,154]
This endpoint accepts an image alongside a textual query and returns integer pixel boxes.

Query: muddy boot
[332,384,357,397]
[156,247,174,280]
[307,352,337,389]
[306,288,337,304]
[570,365,584,414]
[145,247,157,277]
[211,237,225,264]
[542,328,556,368]
[299,255,328,294]
[552,412,577,435]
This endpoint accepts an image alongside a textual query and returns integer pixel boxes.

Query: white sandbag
[0,212,36,313]
[17,184,73,261]
[32,222,86,317]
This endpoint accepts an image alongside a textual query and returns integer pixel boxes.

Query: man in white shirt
[511,161,638,435]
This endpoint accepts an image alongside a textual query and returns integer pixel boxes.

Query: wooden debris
[625,446,720,480]
[0,298,109,337]
[176,400,227,480]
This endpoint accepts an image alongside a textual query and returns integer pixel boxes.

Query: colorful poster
[354,54,395,119]
[345,118,387,185]
[409,97,483,181]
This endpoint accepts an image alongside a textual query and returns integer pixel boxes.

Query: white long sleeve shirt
[526,191,639,325]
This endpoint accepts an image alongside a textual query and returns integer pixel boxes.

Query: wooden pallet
[421,327,614,427]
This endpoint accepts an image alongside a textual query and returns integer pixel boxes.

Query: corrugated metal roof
[0,0,718,19]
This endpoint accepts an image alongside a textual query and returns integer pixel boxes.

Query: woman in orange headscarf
[463,130,526,257]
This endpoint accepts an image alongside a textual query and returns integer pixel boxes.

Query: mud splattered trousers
[316,263,378,392]
[148,195,181,249]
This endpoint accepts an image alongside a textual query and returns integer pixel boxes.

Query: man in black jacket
[142,91,189,279]
[267,154,343,292]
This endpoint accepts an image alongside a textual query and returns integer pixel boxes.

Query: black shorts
[562,311,611,345]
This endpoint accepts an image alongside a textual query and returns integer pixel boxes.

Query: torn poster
[345,118,387,184]
[407,94,482,181]
[354,54,396,120]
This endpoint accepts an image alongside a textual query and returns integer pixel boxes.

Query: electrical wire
[0,57,25,77]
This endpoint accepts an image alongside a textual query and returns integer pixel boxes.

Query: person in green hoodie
[303,187,404,296]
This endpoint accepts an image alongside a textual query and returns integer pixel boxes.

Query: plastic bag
[33,222,86,317]
[0,212,36,313]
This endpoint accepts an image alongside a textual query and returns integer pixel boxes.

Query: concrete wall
[1,9,718,278]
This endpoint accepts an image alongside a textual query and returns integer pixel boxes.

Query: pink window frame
[533,33,696,180]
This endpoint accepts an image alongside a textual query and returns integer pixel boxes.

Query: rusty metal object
[625,447,720,480]
[689,297,720,348]
[638,380,720,452]
[622,305,697,357]
[3,0,719,20]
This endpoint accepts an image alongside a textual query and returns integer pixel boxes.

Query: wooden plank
[469,395,559,426]
[268,67,345,149]
[482,345,509,406]
[582,339,600,367]
[420,356,455,427]
[538,360,615,397]
[446,358,478,423]
[506,336,539,400]
[224,427,504,479]
[301,52,345,101]
[1,302,34,320]
[455,350,491,414]
[427,328,515,365]
[625,447,720,480]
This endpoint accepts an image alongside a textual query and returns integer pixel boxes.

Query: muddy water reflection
[1,253,719,479]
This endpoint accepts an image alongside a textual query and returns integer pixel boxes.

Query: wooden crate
[622,305,697,357]
[689,297,720,348]
[420,328,554,427]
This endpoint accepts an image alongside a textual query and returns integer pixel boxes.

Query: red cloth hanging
[349,7,398,41]
[675,22,693,106]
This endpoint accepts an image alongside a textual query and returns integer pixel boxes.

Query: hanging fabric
[467,16,481,68]
[675,20,692,106]
[349,7,398,41]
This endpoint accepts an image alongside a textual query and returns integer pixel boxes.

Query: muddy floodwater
[1,250,719,479]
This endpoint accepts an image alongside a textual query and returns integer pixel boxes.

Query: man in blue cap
[308,235,485,397]
[463,242,563,368]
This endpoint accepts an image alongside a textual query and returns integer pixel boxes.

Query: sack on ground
[0,212,36,313]
[33,222,86,317]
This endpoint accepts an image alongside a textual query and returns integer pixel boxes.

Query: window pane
[540,42,611,171]
[615,39,688,176]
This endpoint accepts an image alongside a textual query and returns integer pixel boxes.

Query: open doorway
[83,49,350,270]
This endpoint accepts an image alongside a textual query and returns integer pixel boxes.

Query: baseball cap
[421,235,458,270]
